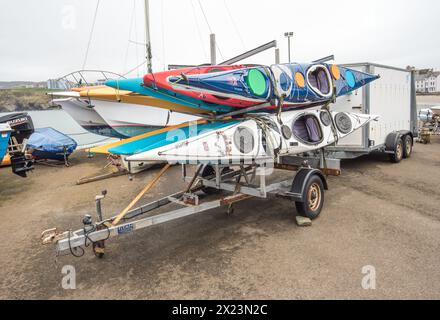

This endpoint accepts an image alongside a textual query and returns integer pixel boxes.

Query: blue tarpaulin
[28,127,77,160]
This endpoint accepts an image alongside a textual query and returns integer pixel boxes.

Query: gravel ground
[0,136,439,300]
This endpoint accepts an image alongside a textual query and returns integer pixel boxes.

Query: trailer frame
[42,153,340,258]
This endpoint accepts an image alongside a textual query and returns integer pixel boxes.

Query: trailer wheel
[389,138,404,163]
[295,175,325,220]
[403,135,413,159]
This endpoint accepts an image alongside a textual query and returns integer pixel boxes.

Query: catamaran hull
[125,110,378,164]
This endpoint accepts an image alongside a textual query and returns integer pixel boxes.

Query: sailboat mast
[144,0,153,73]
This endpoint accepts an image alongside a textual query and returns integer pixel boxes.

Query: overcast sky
[1,0,439,81]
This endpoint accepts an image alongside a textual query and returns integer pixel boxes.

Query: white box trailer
[327,62,418,161]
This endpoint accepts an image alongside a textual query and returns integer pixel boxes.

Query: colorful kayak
[89,121,204,154]
[105,78,234,113]
[109,120,233,156]
[123,110,379,164]
[75,86,212,115]
[142,65,257,108]
[167,63,380,109]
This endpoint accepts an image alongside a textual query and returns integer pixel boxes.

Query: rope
[123,0,136,75]
[133,0,140,77]
[82,0,101,70]
[223,0,246,50]
[250,116,280,159]
[122,60,148,77]
[197,0,224,61]
[190,0,208,60]
[161,0,167,70]
[67,221,111,258]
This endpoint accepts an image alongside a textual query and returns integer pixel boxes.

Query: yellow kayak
[0,153,11,167]
[78,86,211,115]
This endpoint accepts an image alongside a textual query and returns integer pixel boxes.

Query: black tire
[403,135,413,159]
[389,138,404,163]
[201,166,230,195]
[295,175,325,220]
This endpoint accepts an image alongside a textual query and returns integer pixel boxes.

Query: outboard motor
[0,113,35,177]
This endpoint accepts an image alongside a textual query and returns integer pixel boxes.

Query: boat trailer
[41,154,341,259]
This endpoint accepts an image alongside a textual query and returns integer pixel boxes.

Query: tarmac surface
[0,136,439,299]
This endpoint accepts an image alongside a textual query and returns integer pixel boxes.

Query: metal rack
[42,154,340,258]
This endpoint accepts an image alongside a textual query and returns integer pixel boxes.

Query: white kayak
[126,109,379,164]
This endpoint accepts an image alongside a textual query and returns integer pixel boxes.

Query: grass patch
[0,88,53,112]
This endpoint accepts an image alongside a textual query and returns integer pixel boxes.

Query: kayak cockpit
[292,114,323,144]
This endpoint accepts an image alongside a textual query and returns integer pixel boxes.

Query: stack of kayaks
[105,63,379,112]
[97,62,380,164]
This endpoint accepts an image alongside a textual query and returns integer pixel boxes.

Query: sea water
[0,110,118,148]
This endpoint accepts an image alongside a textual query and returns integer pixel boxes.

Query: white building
[415,69,440,93]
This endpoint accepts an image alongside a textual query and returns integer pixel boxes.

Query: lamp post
[284,32,294,63]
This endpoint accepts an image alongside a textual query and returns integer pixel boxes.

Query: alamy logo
[61,5,76,30]
[61,265,76,290]
[361,265,376,290]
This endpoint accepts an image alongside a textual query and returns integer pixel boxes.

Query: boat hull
[90,99,199,138]
[0,124,12,163]
[53,98,125,139]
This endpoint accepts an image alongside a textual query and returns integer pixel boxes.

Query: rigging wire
[133,0,140,77]
[123,0,137,75]
[82,0,101,69]
[196,0,224,61]
[223,0,246,50]
[122,60,148,77]
[190,0,208,60]
[161,0,166,70]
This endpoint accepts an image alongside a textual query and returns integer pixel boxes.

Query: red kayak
[143,65,259,108]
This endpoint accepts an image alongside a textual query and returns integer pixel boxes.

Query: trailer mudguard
[385,130,413,151]
[290,168,328,203]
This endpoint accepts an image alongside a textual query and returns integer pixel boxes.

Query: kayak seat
[292,115,322,144]
[307,67,330,95]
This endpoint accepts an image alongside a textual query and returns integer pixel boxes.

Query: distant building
[415,69,440,93]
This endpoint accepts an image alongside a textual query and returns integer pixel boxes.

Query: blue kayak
[167,63,380,108]
[27,127,77,161]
